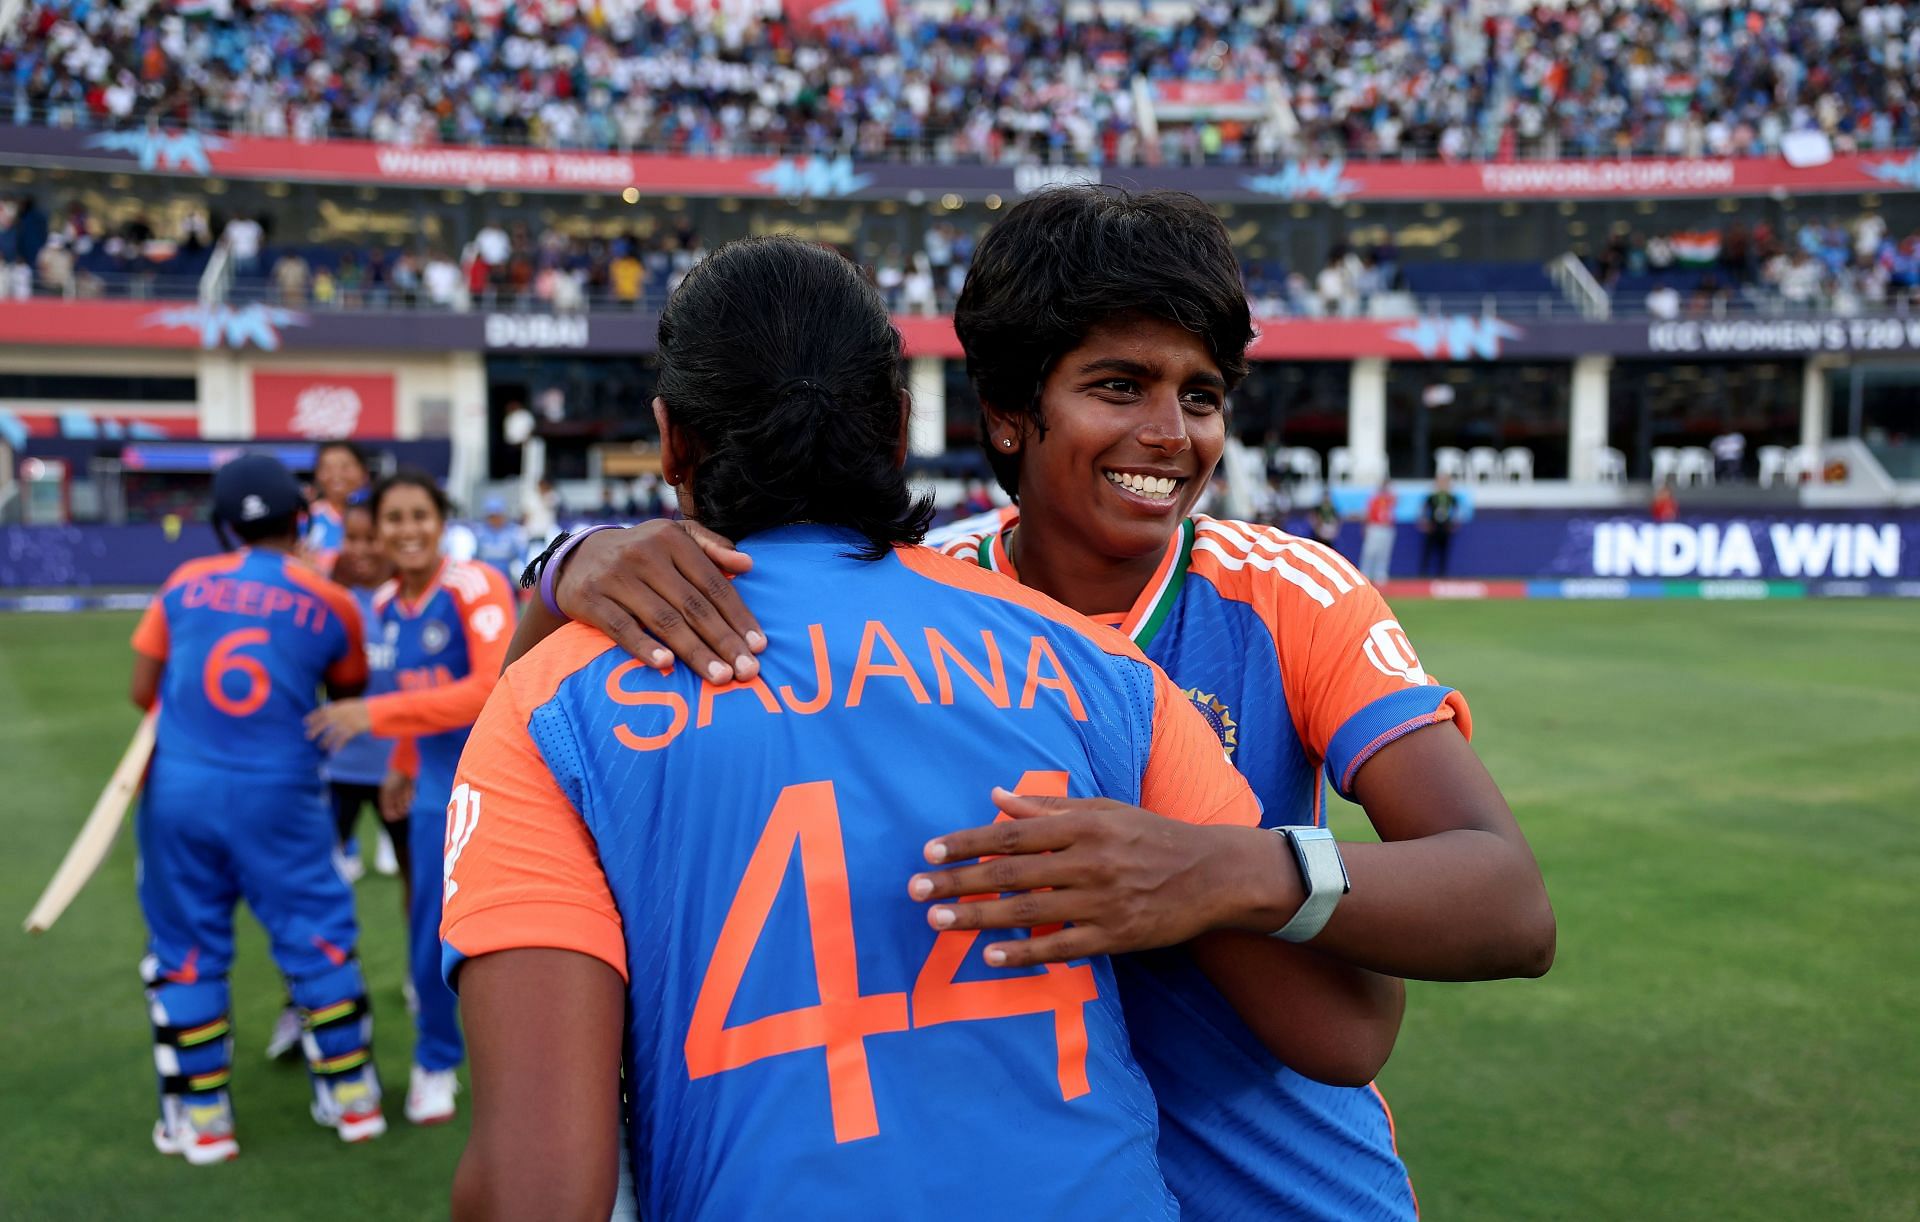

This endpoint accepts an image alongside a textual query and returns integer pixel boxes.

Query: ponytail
[656,237,933,559]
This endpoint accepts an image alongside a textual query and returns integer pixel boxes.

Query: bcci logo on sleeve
[1184,689,1239,758]
[1362,620,1427,685]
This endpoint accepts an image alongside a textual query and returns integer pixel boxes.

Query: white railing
[198,242,233,307]
[1549,252,1611,320]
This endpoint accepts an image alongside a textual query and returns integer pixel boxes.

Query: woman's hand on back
[552,521,767,683]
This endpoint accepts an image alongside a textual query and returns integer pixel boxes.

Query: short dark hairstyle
[954,186,1255,500]
[655,235,932,559]
[370,469,453,522]
[314,439,371,476]
[231,512,301,545]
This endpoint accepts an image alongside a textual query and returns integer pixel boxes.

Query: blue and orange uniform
[323,584,398,857]
[364,558,515,1072]
[131,548,379,1134]
[303,500,346,574]
[441,524,1260,1218]
[942,513,1473,1221]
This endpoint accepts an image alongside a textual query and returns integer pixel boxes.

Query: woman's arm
[1326,722,1556,980]
[912,738,1555,984]
[454,948,625,1222]
[130,653,163,711]
[502,520,762,678]
[1189,932,1404,1086]
[910,790,1404,1084]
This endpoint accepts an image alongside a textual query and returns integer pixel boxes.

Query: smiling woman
[304,468,517,1131]
[537,186,1555,1222]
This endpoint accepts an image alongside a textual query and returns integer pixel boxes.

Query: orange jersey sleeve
[388,736,418,779]
[365,562,516,738]
[1140,664,1262,828]
[131,595,169,661]
[1189,517,1472,799]
[286,563,368,690]
[440,634,627,989]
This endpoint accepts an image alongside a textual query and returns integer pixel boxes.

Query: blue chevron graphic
[752,155,874,198]
[1240,159,1360,201]
[1388,315,1523,361]
[141,304,304,351]
[84,129,228,174]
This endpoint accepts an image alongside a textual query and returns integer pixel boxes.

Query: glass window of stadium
[1828,363,1920,480]
[1230,363,1351,461]
[486,356,657,480]
[1384,362,1571,479]
[1609,360,1801,481]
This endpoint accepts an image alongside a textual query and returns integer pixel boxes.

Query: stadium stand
[8,0,1920,164]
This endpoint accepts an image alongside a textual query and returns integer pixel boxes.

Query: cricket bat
[23,708,157,935]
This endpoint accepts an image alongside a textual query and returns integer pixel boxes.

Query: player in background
[302,440,372,575]
[306,471,515,1127]
[129,454,385,1163]
[266,493,405,1061]
[445,237,1400,1220]
[538,188,1556,1221]
[469,495,528,588]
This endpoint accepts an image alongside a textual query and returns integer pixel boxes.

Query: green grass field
[2,602,1916,1220]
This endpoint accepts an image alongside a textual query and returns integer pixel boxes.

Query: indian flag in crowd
[1669,231,1722,266]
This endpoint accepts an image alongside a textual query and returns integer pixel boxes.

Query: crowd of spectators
[0,190,1000,311]
[10,0,1920,166]
[234,215,712,312]
[1593,211,1920,316]
[0,189,212,299]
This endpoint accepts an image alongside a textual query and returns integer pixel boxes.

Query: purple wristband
[539,524,618,619]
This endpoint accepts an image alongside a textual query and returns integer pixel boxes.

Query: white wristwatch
[1270,826,1351,943]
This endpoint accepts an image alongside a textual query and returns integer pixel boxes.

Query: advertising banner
[6,120,1918,204]
[11,297,1920,364]
[251,371,395,439]
[1117,150,1920,203]
[1321,510,1920,583]
[6,510,1914,591]
[0,123,988,201]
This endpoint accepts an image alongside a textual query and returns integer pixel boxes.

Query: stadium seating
[1757,445,1792,488]
[1674,447,1716,487]
[1328,446,1385,488]
[1277,447,1322,484]
[1500,448,1535,483]
[1466,447,1503,484]
[1434,447,1468,481]
[9,0,1915,164]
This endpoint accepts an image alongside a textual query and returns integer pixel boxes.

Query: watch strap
[1272,825,1350,943]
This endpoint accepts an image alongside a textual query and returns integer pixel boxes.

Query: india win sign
[1589,521,1905,580]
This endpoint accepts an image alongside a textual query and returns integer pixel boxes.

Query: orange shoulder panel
[506,621,622,711]
[163,551,248,590]
[283,562,364,636]
[1186,517,1373,615]
[893,545,1147,665]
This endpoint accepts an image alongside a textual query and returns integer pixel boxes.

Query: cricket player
[442,237,1299,1219]
[130,454,384,1164]
[306,471,516,1126]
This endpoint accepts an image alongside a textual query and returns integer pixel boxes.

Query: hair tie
[775,378,835,406]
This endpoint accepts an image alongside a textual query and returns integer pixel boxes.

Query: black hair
[953,186,1255,500]
[314,439,372,477]
[233,507,303,541]
[224,511,302,548]
[655,235,933,559]
[370,469,453,522]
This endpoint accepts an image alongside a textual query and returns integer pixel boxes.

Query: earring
[1001,438,1014,449]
